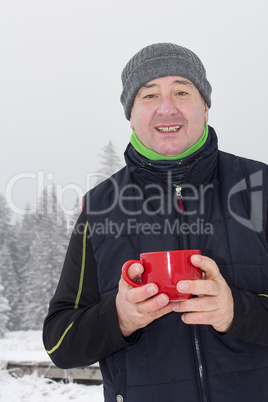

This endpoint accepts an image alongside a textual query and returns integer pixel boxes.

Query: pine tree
[95,141,123,185]
[0,244,19,330]
[16,208,38,329]
[20,187,69,330]
[0,194,13,249]
[67,196,82,236]
[0,280,10,337]
[0,195,21,330]
[17,206,37,269]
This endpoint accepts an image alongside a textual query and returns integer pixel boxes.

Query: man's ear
[204,103,209,124]
[130,112,134,130]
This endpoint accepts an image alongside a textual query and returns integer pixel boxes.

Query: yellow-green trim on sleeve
[46,220,89,356]
[259,294,268,297]
[46,322,74,354]
[74,220,88,309]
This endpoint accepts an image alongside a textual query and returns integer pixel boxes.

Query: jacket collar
[124,125,219,189]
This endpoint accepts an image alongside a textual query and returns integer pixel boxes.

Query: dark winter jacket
[43,126,268,401]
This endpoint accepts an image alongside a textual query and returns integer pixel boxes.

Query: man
[43,43,268,401]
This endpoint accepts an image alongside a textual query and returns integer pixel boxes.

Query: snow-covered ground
[0,331,104,401]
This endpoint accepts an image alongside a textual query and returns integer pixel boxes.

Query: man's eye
[144,94,155,99]
[177,91,187,96]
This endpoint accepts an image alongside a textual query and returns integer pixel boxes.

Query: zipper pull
[175,185,183,212]
[175,185,182,198]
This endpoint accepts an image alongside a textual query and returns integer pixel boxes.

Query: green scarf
[130,123,208,161]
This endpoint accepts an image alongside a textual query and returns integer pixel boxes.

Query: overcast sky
[1,0,268,216]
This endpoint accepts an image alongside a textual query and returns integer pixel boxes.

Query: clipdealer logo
[74,217,214,239]
[5,169,265,235]
[4,171,108,216]
[228,170,263,233]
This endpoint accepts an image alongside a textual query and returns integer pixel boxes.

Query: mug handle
[122,259,144,288]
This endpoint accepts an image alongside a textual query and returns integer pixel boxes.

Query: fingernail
[134,264,142,274]
[172,302,180,311]
[147,284,158,296]
[177,281,189,291]
[192,255,201,264]
[157,294,169,306]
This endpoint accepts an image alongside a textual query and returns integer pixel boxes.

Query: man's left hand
[172,254,234,333]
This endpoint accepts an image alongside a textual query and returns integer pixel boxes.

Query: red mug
[122,250,202,301]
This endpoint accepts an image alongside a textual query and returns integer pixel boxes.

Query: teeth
[157,126,181,133]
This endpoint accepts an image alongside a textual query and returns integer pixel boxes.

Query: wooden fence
[6,361,103,385]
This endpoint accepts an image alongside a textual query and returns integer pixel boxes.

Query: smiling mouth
[156,126,181,133]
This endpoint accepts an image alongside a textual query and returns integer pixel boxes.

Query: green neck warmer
[130,123,208,161]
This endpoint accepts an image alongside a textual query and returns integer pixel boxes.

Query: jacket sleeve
[42,210,139,369]
[225,287,268,346]
[224,206,268,346]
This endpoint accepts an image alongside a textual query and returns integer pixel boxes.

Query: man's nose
[157,96,178,115]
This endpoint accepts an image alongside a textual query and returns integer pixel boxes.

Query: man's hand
[116,263,173,337]
[172,255,234,333]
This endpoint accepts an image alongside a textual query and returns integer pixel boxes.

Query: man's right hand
[115,262,173,337]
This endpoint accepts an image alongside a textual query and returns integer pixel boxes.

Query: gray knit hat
[120,43,212,120]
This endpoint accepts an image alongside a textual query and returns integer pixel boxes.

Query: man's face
[130,76,209,156]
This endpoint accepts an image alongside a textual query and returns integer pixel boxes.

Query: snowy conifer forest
[0,141,123,336]
[0,190,73,334]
